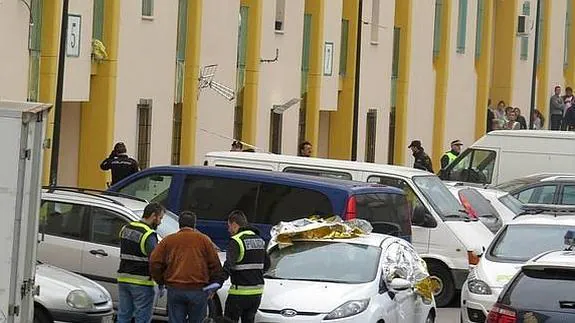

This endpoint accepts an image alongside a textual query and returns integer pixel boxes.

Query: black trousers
[550,114,563,130]
[224,294,262,323]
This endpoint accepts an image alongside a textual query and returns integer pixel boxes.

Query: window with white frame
[275,0,286,32]
[142,0,154,17]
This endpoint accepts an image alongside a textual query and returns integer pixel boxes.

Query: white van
[440,130,575,186]
[204,151,494,307]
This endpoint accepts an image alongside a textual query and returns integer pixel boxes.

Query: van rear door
[354,193,412,242]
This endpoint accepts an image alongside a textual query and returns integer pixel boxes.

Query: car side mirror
[413,206,437,228]
[389,278,411,291]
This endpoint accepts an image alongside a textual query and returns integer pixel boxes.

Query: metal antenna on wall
[198,64,235,101]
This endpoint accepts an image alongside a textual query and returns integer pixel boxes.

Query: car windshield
[265,241,381,284]
[488,224,575,262]
[499,194,524,216]
[412,175,467,220]
[134,209,179,238]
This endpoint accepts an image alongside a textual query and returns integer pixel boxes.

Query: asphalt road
[436,293,461,323]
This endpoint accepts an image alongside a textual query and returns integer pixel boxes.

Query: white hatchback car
[215,233,437,322]
[460,210,575,323]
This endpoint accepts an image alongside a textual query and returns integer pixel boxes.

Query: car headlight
[324,299,370,320]
[467,279,492,295]
[66,290,93,309]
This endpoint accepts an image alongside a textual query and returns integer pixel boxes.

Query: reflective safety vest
[228,230,266,296]
[117,221,156,287]
[443,151,458,166]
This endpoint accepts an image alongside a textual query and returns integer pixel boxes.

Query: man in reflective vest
[117,202,165,323]
[223,210,270,323]
[440,139,464,171]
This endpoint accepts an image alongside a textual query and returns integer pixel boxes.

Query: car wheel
[427,261,455,307]
[34,306,52,323]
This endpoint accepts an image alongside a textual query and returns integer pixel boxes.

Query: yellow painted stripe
[328,0,358,160]
[536,0,552,119]
[491,0,518,105]
[474,0,494,139]
[180,0,203,165]
[565,0,575,86]
[393,0,412,165]
[39,0,62,185]
[240,0,263,146]
[78,0,120,189]
[431,0,452,169]
[304,0,325,157]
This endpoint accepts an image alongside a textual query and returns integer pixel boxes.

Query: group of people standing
[487,100,532,132]
[116,203,269,323]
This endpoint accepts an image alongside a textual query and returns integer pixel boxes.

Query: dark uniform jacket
[413,149,434,173]
[100,153,139,185]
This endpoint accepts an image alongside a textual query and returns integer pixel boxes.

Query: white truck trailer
[0,100,51,323]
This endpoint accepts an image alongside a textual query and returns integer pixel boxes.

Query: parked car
[493,173,575,205]
[446,183,523,233]
[201,153,496,307]
[34,261,114,323]
[487,236,575,322]
[215,228,437,322]
[36,187,183,320]
[460,207,575,323]
[108,166,413,248]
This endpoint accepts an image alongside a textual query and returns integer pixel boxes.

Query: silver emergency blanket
[269,215,373,249]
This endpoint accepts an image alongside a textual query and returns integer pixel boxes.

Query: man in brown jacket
[150,211,224,323]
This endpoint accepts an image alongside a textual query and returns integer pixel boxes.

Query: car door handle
[90,249,108,257]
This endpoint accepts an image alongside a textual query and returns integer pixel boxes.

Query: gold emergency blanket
[270,216,373,248]
[269,216,439,303]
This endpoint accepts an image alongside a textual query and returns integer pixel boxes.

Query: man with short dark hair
[223,210,270,323]
[298,141,312,157]
[117,202,165,323]
[150,211,224,323]
[550,85,565,130]
[100,142,140,185]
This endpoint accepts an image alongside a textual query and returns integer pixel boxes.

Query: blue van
[108,166,411,248]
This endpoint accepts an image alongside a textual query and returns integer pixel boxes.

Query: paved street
[437,307,459,322]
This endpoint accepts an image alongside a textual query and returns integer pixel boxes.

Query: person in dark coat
[100,142,140,186]
[408,140,434,173]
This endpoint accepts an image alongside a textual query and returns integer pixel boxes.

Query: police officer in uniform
[117,202,165,323]
[440,139,463,170]
[100,142,140,186]
[223,210,270,323]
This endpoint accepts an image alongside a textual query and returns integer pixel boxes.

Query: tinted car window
[41,201,87,240]
[116,174,172,206]
[561,186,575,205]
[515,185,557,204]
[488,224,575,262]
[501,268,575,311]
[367,176,427,219]
[256,184,333,225]
[180,175,259,222]
[355,193,412,238]
[89,207,127,246]
[282,167,352,180]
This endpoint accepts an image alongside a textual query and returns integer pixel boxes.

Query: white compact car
[215,233,436,322]
[35,261,114,323]
[460,210,575,323]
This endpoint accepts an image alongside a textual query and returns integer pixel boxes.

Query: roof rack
[513,204,575,220]
[42,186,149,206]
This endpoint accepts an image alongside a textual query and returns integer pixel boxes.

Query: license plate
[101,315,114,323]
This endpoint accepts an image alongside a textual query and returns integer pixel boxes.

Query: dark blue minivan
[108,166,411,249]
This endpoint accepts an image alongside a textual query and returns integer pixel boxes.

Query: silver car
[35,261,114,323]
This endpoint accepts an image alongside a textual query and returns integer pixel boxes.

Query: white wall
[256,0,305,154]
[196,0,240,163]
[63,0,92,101]
[357,0,395,163]
[445,0,478,149]
[320,0,343,111]
[114,0,178,166]
[0,0,30,101]
[512,0,537,111]
[407,0,436,165]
